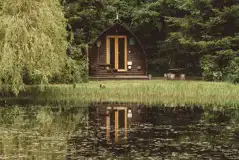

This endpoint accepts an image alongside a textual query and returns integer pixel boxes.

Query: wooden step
[89,75,149,80]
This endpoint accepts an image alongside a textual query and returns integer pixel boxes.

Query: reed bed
[2,80,238,108]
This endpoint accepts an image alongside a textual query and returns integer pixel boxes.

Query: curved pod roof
[91,22,147,72]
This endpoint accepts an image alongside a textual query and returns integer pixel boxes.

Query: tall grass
[1,80,239,108]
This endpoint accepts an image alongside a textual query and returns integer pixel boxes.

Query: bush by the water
[52,58,88,84]
[226,58,239,84]
[201,55,239,84]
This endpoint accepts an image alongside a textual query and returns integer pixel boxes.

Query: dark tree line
[64,0,239,83]
[0,0,238,94]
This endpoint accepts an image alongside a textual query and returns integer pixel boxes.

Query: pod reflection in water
[106,106,130,144]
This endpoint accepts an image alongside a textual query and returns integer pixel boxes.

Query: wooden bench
[98,63,118,75]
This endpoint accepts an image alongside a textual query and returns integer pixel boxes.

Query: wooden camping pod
[89,23,148,79]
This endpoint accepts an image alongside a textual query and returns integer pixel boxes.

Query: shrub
[52,58,88,84]
[225,57,239,84]
[200,55,222,81]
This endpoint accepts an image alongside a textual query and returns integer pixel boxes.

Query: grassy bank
[2,80,239,108]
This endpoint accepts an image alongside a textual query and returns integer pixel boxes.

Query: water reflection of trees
[0,105,238,159]
[0,106,87,159]
[66,105,239,159]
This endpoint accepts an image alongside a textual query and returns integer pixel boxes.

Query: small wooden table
[166,68,186,80]
[168,68,185,74]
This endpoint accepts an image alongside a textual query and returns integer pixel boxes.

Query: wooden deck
[89,76,202,81]
[89,75,149,80]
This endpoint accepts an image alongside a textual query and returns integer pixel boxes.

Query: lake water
[0,104,238,159]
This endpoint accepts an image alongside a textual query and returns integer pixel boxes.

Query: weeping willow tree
[0,0,67,94]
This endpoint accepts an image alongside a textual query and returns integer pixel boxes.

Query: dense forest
[0,0,238,93]
[64,0,239,82]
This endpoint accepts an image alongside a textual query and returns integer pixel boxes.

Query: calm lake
[0,104,238,159]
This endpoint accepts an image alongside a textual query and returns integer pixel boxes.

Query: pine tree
[158,0,239,80]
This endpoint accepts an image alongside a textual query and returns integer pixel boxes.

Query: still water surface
[0,105,238,159]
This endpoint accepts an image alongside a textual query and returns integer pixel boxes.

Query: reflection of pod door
[106,107,128,143]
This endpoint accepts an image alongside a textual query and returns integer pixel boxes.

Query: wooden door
[106,36,127,71]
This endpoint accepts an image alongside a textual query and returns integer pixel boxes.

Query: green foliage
[64,0,106,44]
[226,57,239,84]
[200,55,217,81]
[0,0,68,94]
[157,0,239,81]
[52,58,88,84]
